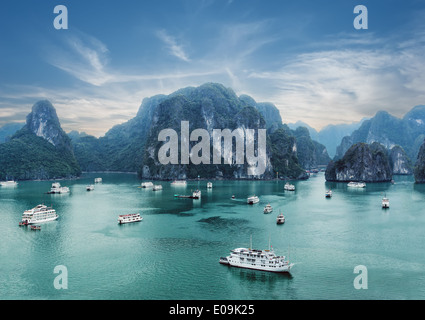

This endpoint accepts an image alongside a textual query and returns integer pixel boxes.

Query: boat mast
[249,235,252,250]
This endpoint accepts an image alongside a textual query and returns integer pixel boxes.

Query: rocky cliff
[389,145,413,175]
[69,82,308,180]
[335,106,425,162]
[414,139,425,183]
[0,101,81,180]
[140,83,282,179]
[325,142,393,182]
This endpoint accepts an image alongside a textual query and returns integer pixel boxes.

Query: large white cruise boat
[21,204,58,225]
[219,246,293,273]
[118,213,143,224]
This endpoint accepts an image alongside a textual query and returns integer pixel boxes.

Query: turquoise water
[1,173,425,300]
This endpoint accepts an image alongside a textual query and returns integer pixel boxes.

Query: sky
[1,0,425,137]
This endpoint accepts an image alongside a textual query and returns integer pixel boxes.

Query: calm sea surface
[1,173,425,300]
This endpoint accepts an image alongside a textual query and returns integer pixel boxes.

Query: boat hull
[225,259,293,273]
[24,215,58,225]
[118,219,142,224]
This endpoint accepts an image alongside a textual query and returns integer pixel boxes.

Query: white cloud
[156,29,191,62]
[247,41,425,130]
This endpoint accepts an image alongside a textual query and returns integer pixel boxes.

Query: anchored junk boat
[382,196,390,208]
[152,184,163,191]
[141,182,154,188]
[263,204,273,213]
[48,182,70,194]
[171,180,187,186]
[347,181,366,188]
[247,195,259,204]
[0,180,18,187]
[174,190,201,199]
[276,212,285,224]
[284,183,295,191]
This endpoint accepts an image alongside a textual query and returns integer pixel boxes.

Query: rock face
[140,83,279,179]
[26,100,73,151]
[292,126,331,170]
[335,106,425,162]
[389,145,413,175]
[70,82,309,180]
[325,142,393,182]
[414,139,425,183]
[0,101,81,180]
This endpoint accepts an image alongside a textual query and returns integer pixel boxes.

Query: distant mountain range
[287,119,367,158]
[0,83,330,181]
[334,106,425,163]
[2,83,425,181]
[0,122,24,143]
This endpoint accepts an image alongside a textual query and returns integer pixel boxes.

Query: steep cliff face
[389,145,413,175]
[414,139,425,183]
[0,101,81,180]
[140,83,277,179]
[292,126,331,170]
[26,100,72,151]
[325,142,392,182]
[335,106,425,161]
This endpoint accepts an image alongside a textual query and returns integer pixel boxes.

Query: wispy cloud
[156,29,191,62]
[248,42,425,129]
[47,32,112,86]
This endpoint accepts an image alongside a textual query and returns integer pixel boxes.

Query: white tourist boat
[192,189,201,199]
[263,204,273,214]
[247,195,259,204]
[141,182,154,188]
[347,181,366,188]
[171,180,187,186]
[325,190,332,198]
[152,184,163,191]
[276,213,285,224]
[118,213,143,224]
[0,180,18,187]
[94,178,102,183]
[86,185,95,191]
[219,243,293,273]
[284,183,295,191]
[48,182,70,194]
[207,182,213,188]
[21,204,58,225]
[382,196,390,208]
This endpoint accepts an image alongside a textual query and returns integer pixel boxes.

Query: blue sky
[1,0,425,136]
